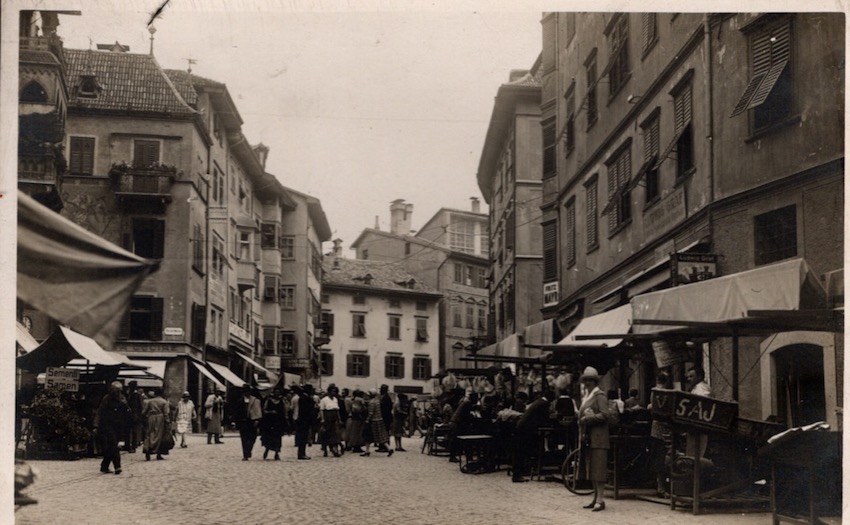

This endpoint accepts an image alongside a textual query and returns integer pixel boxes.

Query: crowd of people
[91,380,424,472]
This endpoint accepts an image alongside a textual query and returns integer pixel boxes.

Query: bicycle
[561,447,594,495]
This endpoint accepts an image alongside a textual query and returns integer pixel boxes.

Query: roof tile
[322,256,440,295]
[65,49,194,114]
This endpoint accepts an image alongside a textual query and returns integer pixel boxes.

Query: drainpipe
[703,15,724,396]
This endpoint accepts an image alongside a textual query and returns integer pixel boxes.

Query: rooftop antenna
[185,58,197,73]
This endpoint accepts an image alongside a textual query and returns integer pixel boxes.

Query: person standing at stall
[235,384,263,461]
[686,367,711,397]
[94,381,130,474]
[578,367,610,512]
[204,388,225,445]
[511,389,553,482]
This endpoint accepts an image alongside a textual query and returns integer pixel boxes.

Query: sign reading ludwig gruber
[671,253,717,286]
[45,367,80,392]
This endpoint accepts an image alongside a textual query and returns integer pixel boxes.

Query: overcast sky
[52,2,542,254]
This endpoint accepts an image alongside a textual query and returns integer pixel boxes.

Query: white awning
[193,361,225,390]
[631,258,827,335]
[207,362,246,387]
[235,352,277,381]
[555,304,632,348]
[126,359,166,379]
[523,319,554,346]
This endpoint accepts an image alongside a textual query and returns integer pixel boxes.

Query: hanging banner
[652,340,687,368]
[671,253,718,286]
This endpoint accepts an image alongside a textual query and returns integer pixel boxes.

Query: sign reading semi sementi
[45,367,80,392]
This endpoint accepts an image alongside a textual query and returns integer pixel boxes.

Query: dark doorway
[773,344,825,427]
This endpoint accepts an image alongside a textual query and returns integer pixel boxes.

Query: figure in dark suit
[512,390,553,482]
[577,367,610,512]
[448,391,479,462]
[94,381,130,475]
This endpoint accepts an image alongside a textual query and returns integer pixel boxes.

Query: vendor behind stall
[448,391,479,463]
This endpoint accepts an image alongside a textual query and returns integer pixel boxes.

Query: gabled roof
[164,69,242,128]
[279,185,332,242]
[322,256,441,297]
[19,49,61,67]
[65,48,194,115]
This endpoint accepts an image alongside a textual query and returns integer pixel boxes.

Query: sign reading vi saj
[45,367,80,392]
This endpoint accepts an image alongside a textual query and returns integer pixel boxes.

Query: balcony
[110,163,177,213]
[18,153,63,211]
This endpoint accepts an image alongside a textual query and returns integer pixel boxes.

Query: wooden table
[457,434,497,474]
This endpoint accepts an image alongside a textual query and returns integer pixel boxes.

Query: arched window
[20,80,48,103]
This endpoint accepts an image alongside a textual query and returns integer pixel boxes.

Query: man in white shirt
[686,367,712,397]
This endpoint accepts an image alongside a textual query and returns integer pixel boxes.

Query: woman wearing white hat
[577,366,610,512]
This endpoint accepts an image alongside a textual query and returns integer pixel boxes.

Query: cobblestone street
[16,433,772,525]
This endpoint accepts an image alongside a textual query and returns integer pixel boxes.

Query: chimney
[375,216,380,230]
[390,199,413,235]
[253,143,269,170]
[332,238,343,257]
[470,197,481,213]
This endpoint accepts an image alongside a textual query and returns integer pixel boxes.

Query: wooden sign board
[651,389,738,432]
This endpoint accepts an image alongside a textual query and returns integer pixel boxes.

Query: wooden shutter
[149,297,164,340]
[398,356,405,379]
[191,303,206,345]
[133,140,159,168]
[642,13,656,51]
[384,355,391,378]
[151,220,165,259]
[263,328,276,351]
[586,179,598,248]
[674,86,692,131]
[362,355,370,377]
[325,312,334,335]
[542,221,557,280]
[565,201,576,264]
[322,353,334,376]
[346,354,354,376]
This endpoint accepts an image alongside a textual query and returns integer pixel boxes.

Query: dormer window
[362,273,374,285]
[78,75,100,99]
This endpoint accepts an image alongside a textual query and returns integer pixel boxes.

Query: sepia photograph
[3,1,845,523]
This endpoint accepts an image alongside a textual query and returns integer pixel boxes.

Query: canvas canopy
[631,258,829,335]
[17,191,159,348]
[207,362,245,387]
[553,304,633,348]
[16,326,136,372]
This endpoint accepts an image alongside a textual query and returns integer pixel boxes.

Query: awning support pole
[732,332,739,401]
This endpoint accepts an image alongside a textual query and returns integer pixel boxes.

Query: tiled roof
[503,69,541,89]
[322,256,440,296]
[64,49,194,115]
[19,50,61,66]
[162,69,198,106]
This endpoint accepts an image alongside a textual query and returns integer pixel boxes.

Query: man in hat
[235,384,262,460]
[293,384,317,460]
[124,380,144,453]
[94,381,130,474]
[175,391,197,448]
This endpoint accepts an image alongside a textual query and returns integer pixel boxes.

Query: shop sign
[543,282,559,307]
[265,356,281,370]
[45,367,79,392]
[671,392,738,431]
[650,388,677,419]
[282,357,311,369]
[651,340,687,368]
[671,253,717,286]
[163,327,184,337]
[643,186,686,239]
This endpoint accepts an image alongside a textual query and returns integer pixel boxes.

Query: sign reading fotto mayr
[45,367,80,392]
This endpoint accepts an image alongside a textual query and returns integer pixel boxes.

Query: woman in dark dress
[577,367,611,512]
[260,388,287,460]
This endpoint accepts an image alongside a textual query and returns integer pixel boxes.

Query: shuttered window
[346,353,370,377]
[605,146,632,234]
[121,296,164,341]
[673,85,694,177]
[607,14,630,98]
[385,354,404,379]
[730,17,793,130]
[319,352,334,376]
[263,275,279,301]
[352,313,367,337]
[69,137,94,175]
[131,218,165,259]
[641,13,657,54]
[191,303,206,346]
[542,118,557,179]
[641,116,660,202]
[412,357,432,380]
[542,221,558,281]
[585,52,598,128]
[565,199,576,266]
[564,83,576,156]
[585,178,598,250]
[132,139,160,168]
[262,328,277,354]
